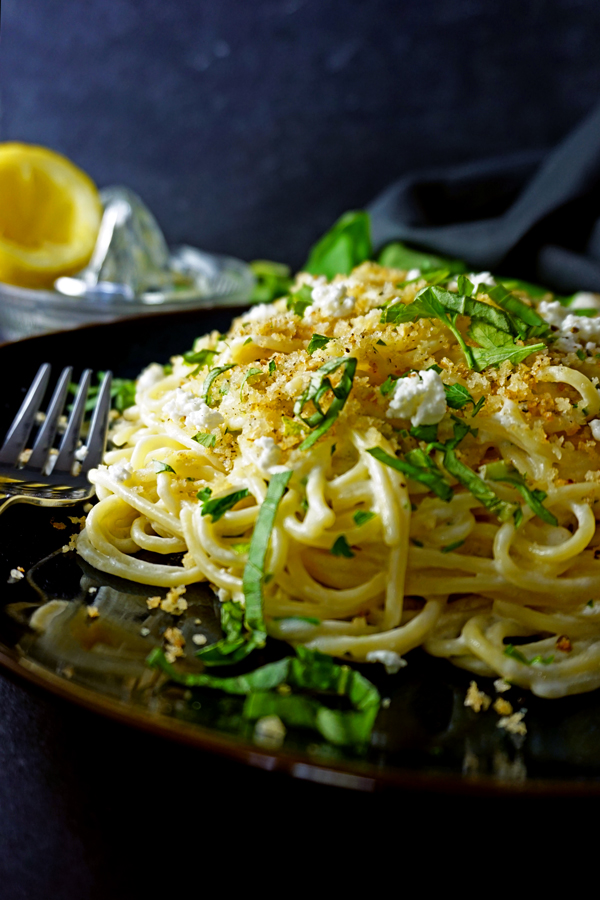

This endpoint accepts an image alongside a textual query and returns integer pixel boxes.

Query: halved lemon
[0,143,102,289]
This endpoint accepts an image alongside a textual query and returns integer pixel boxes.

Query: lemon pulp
[0,143,102,289]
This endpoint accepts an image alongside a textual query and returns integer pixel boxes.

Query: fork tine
[0,364,52,466]
[27,367,73,470]
[53,369,92,473]
[80,371,112,473]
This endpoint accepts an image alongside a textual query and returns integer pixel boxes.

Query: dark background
[2,0,600,268]
[1,2,600,895]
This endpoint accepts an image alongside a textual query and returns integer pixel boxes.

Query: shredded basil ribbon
[481,461,558,526]
[200,488,250,523]
[197,470,292,665]
[202,363,236,406]
[148,644,380,747]
[294,356,357,450]
[381,285,546,372]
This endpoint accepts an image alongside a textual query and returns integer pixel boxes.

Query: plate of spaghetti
[3,212,600,792]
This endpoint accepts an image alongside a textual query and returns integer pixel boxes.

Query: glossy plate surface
[1,308,600,795]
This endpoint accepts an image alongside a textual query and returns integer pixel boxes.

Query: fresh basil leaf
[444,383,480,412]
[377,241,467,275]
[272,615,321,625]
[294,357,357,450]
[442,446,516,522]
[457,275,474,296]
[483,284,552,339]
[504,644,531,665]
[268,360,277,375]
[481,460,558,526]
[331,535,354,558]
[201,488,250,522]
[196,487,212,502]
[495,277,550,299]
[72,372,137,413]
[192,432,217,448]
[202,363,236,406]
[239,367,262,399]
[409,424,439,442]
[183,348,217,369]
[306,334,332,355]
[468,321,546,370]
[249,260,293,303]
[152,460,175,474]
[286,284,313,317]
[304,211,372,278]
[380,374,399,396]
[148,643,380,747]
[367,446,453,502]
[353,510,375,526]
[441,540,465,553]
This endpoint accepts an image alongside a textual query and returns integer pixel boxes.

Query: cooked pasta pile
[77,261,600,698]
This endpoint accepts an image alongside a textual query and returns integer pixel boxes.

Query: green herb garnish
[152,460,175,474]
[306,334,332,355]
[268,360,277,375]
[239,367,262,399]
[366,446,453,502]
[294,356,357,450]
[202,363,236,406]
[286,284,313,317]
[380,374,399,396]
[249,260,293,303]
[148,644,380,747]
[304,211,372,278]
[331,535,354,558]
[481,460,558,526]
[201,488,250,522]
[441,540,465,553]
[196,487,212,502]
[353,510,375,526]
[183,348,217,369]
[444,382,485,415]
[192,432,217,449]
[377,241,466,275]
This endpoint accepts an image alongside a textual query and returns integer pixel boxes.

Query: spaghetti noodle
[77,262,600,698]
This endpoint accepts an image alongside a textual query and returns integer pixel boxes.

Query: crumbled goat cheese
[365,649,407,674]
[243,303,276,322]
[8,567,24,582]
[163,388,224,428]
[570,292,600,311]
[405,268,421,281]
[386,369,447,426]
[137,363,165,391]
[306,281,355,318]
[589,420,600,441]
[108,460,133,483]
[253,436,288,475]
[192,633,207,646]
[253,715,286,749]
[494,678,511,693]
[448,271,495,291]
[538,300,600,353]
[74,445,88,462]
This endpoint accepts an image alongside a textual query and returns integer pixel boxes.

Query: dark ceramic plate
[1,308,600,796]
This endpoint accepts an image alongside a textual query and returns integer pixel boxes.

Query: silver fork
[0,364,112,514]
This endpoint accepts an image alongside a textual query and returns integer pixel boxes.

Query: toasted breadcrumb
[68,516,87,530]
[160,585,188,615]
[493,697,513,716]
[61,534,78,553]
[87,606,99,619]
[497,709,527,735]
[556,634,573,652]
[494,678,511,693]
[464,680,491,712]
[147,595,161,609]
[51,518,66,530]
[164,626,185,663]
